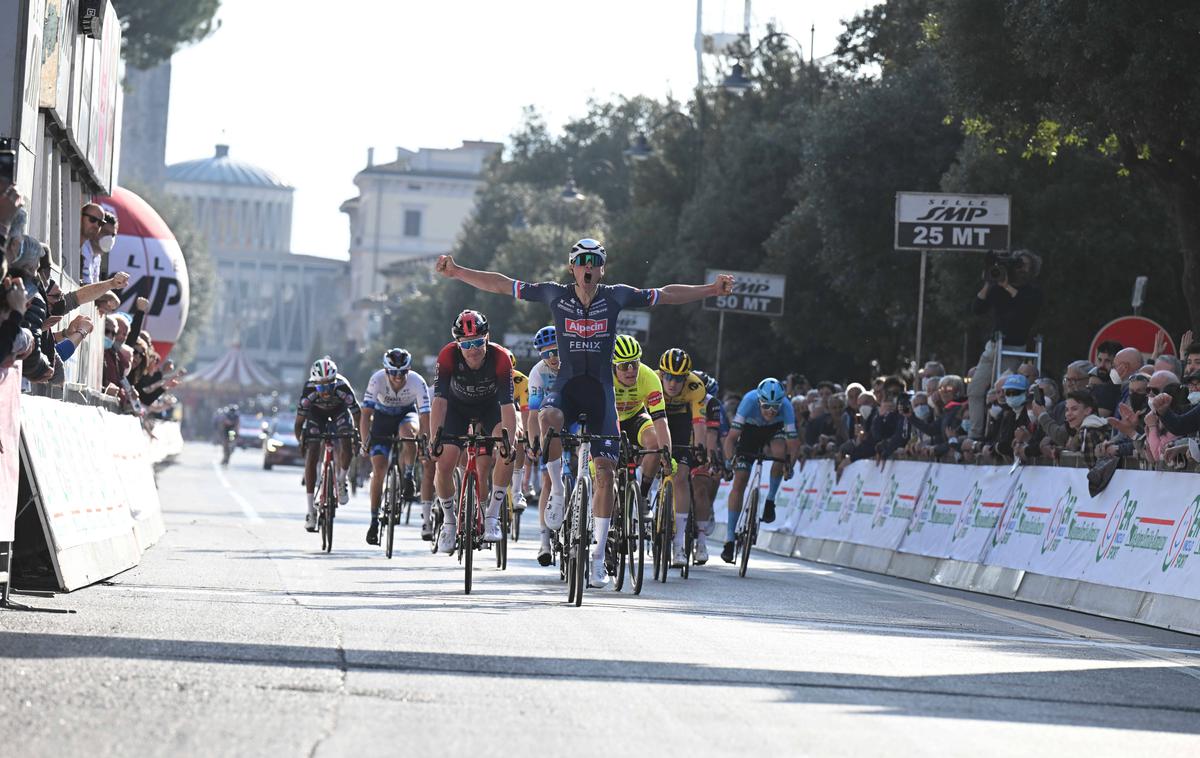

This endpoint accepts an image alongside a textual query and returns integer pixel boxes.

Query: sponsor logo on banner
[871,473,901,529]
[838,474,865,524]
[908,481,939,534]
[952,481,985,541]
[1098,490,1140,561]
[564,318,609,338]
[1041,488,1079,554]
[994,483,1027,546]
[1163,496,1200,572]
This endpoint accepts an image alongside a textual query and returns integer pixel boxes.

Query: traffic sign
[616,311,651,343]
[702,269,785,317]
[1088,316,1176,364]
[895,192,1011,252]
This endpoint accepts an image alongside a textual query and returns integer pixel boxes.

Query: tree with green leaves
[112,0,221,70]
[932,0,1200,329]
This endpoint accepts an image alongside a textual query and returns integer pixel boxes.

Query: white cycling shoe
[438,521,457,553]
[671,543,687,568]
[483,517,502,542]
[694,540,709,565]
[337,479,349,505]
[544,492,566,530]
[304,507,318,532]
[589,558,609,589]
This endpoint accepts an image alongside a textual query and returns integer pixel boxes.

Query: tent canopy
[184,345,279,392]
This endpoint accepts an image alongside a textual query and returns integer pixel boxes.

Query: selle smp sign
[895,192,1011,252]
[703,269,786,317]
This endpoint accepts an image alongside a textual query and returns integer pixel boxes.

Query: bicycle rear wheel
[463,471,476,594]
[497,492,510,570]
[384,466,398,559]
[739,487,758,578]
[430,505,443,554]
[566,497,578,604]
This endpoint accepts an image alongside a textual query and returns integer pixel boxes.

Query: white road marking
[212,461,264,522]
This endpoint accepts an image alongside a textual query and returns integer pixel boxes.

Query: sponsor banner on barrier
[1080,470,1200,600]
[845,460,932,550]
[0,365,21,542]
[782,459,836,534]
[946,465,1022,563]
[983,466,1095,578]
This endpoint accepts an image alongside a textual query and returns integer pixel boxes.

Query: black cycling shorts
[667,411,700,468]
[619,412,654,447]
[441,401,502,454]
[302,409,354,441]
[734,422,785,471]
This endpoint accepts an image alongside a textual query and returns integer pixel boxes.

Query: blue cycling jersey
[513,281,659,389]
[732,389,798,438]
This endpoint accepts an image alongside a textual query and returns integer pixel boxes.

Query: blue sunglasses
[458,337,487,350]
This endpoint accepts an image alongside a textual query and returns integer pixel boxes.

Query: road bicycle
[608,436,667,594]
[379,434,427,559]
[306,428,356,554]
[544,417,620,607]
[650,457,676,584]
[433,425,512,595]
[672,444,710,580]
[731,452,789,577]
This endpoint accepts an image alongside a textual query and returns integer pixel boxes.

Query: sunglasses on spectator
[1004,389,1026,397]
[385,368,409,377]
[82,213,103,225]
[457,337,487,350]
[615,360,638,371]
[571,252,604,267]
[1148,386,1168,396]
[540,348,559,359]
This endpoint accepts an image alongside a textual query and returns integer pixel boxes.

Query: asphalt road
[5,442,1200,757]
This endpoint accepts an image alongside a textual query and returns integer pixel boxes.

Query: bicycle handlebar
[432,427,512,460]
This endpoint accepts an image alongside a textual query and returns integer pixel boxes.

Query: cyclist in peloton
[295,357,362,532]
[429,310,518,552]
[657,348,708,568]
[358,348,431,546]
[498,345,530,516]
[434,239,734,589]
[688,370,725,565]
[720,377,799,563]
[527,324,561,566]
[611,334,673,507]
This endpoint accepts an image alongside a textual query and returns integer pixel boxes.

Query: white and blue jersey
[363,369,430,417]
[527,359,558,411]
[732,389,798,438]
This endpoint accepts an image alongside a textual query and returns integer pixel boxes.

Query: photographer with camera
[966,249,1043,443]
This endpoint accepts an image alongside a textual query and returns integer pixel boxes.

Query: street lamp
[721,31,805,95]
[560,175,584,203]
[623,110,699,163]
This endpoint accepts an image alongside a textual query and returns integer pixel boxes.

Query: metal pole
[915,249,927,374]
[715,310,726,382]
[695,0,704,89]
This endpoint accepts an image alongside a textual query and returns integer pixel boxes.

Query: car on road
[263,413,303,469]
[236,413,267,449]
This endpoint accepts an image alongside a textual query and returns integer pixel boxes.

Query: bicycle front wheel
[384,467,398,559]
[682,509,695,580]
[739,487,758,578]
[497,492,510,571]
[631,488,646,595]
[464,471,476,594]
[573,480,590,607]
[321,460,336,553]
[656,479,674,584]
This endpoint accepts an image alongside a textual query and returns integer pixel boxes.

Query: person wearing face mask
[1150,374,1200,436]
[96,212,118,279]
[978,374,1042,462]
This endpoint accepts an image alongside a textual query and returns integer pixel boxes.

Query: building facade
[340,140,501,347]
[165,145,344,385]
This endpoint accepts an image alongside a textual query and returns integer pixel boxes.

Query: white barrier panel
[146,420,184,464]
[847,460,932,550]
[0,366,20,542]
[19,397,165,590]
[982,465,1095,578]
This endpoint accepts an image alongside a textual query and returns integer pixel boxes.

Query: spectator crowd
[1,179,183,420]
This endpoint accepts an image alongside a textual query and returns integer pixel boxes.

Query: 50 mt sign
[895,192,1011,252]
[703,269,785,317]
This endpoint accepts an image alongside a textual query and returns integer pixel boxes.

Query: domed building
[166,145,345,385]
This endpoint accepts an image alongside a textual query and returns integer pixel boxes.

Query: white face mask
[1005,394,1026,410]
[1110,368,1123,385]
[858,405,874,422]
[97,234,116,254]
[914,405,932,420]
[1189,391,1200,406]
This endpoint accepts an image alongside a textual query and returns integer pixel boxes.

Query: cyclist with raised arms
[688,370,724,564]
[657,348,709,567]
[613,335,672,505]
[720,377,800,563]
[435,239,733,589]
[527,325,561,566]
[429,310,518,552]
[358,348,430,546]
[295,357,362,532]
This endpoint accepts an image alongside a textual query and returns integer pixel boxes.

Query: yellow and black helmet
[658,348,692,376]
[612,334,642,363]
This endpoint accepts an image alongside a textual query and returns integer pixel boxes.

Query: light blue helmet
[533,325,557,351]
[757,377,786,407]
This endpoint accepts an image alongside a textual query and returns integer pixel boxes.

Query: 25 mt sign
[895,192,1011,252]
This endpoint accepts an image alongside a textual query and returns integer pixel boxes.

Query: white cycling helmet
[311,356,338,382]
[568,238,607,266]
[383,347,412,372]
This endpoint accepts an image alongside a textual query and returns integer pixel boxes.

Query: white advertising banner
[845,460,932,550]
[982,466,1097,578]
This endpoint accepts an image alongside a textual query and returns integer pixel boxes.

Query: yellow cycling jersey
[513,370,529,411]
[660,370,707,423]
[613,363,667,422]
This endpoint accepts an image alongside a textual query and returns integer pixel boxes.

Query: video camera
[984,250,1020,284]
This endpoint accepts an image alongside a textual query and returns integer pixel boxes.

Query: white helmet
[311,356,338,382]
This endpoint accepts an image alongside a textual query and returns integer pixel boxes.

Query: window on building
[404,210,422,237]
